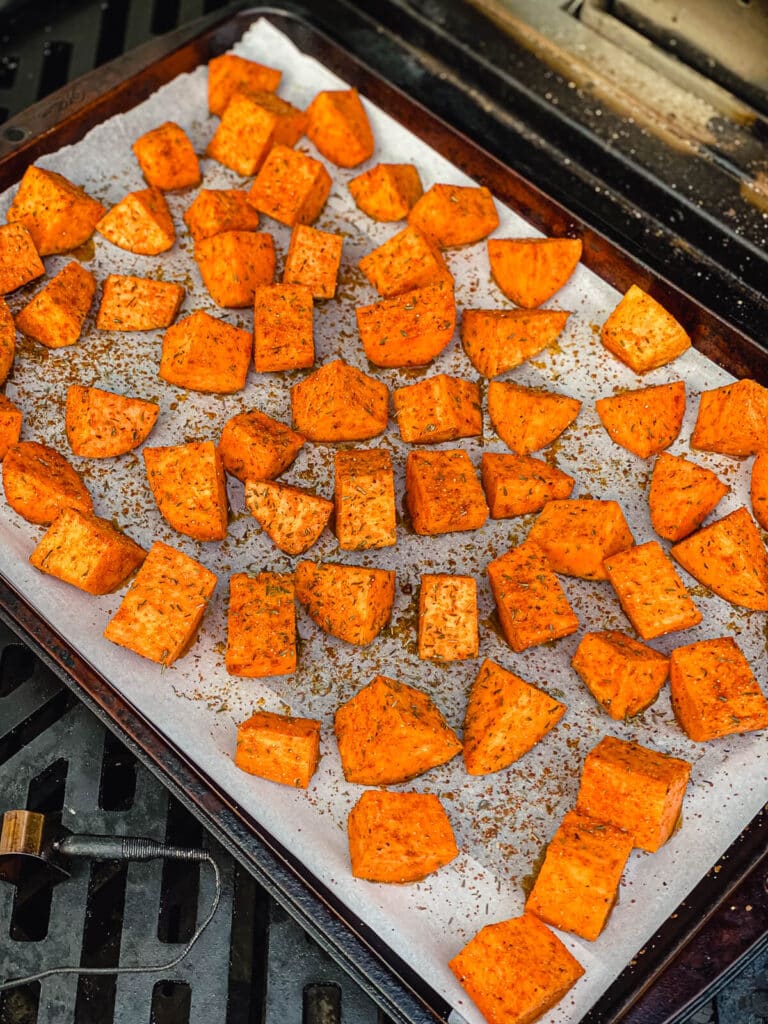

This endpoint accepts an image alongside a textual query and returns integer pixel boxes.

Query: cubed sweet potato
[219,409,305,482]
[405,449,488,535]
[295,560,395,646]
[65,384,159,458]
[393,373,481,444]
[95,187,175,255]
[571,630,669,720]
[334,675,461,784]
[481,452,574,519]
[291,359,389,441]
[356,279,455,367]
[143,440,228,542]
[15,261,96,348]
[649,451,730,542]
[306,87,374,167]
[234,710,319,789]
[752,450,768,530]
[488,236,583,308]
[595,380,686,459]
[348,791,458,882]
[160,310,252,393]
[601,284,691,373]
[226,572,296,677]
[281,223,343,299]
[460,308,570,377]
[690,378,768,457]
[103,540,216,666]
[0,394,22,461]
[334,448,396,550]
[253,283,314,372]
[132,121,200,190]
[2,441,93,525]
[96,274,184,332]
[207,53,281,116]
[183,188,260,243]
[487,381,581,455]
[207,89,307,177]
[418,574,478,661]
[0,298,15,384]
[348,163,423,221]
[408,184,499,248]
[358,225,451,297]
[248,144,332,226]
[7,166,105,255]
[195,230,275,308]
[0,223,45,295]
[244,479,332,555]
[527,499,634,580]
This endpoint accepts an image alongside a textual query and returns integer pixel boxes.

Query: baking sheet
[0,16,766,1023]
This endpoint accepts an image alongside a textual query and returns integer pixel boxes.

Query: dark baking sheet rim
[0,4,766,1023]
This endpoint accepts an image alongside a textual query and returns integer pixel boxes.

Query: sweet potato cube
[526,810,633,941]
[306,87,374,168]
[15,261,95,348]
[143,440,228,542]
[357,279,455,368]
[348,791,458,882]
[295,561,395,646]
[244,480,332,555]
[348,162,423,221]
[183,188,260,243]
[0,298,15,384]
[393,374,481,444]
[132,121,200,191]
[418,574,478,661]
[160,310,252,393]
[219,409,305,481]
[207,89,306,177]
[2,441,93,525]
[7,166,105,255]
[604,541,702,640]
[405,449,488,535]
[408,183,499,248]
[577,735,691,852]
[225,572,296,678]
[671,506,768,611]
[487,541,579,653]
[103,540,216,666]
[29,508,145,595]
[358,225,451,297]
[65,384,159,458]
[463,659,566,775]
[0,394,22,460]
[488,236,583,308]
[195,230,275,308]
[601,284,691,373]
[334,675,461,784]
[649,452,729,542]
[234,710,319,789]
[527,499,634,580]
[253,283,314,372]
[461,308,570,377]
[96,274,184,332]
[95,187,175,254]
[291,359,388,441]
[670,637,768,742]
[248,145,332,226]
[281,223,343,299]
[571,630,669,720]
[449,913,584,1024]
[334,448,396,550]
[690,378,768,457]
[207,53,281,116]
[596,380,686,459]
[0,223,44,294]
[481,452,574,519]
[752,450,768,530]
[487,381,581,455]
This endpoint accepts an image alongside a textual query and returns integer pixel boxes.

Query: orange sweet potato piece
[291,359,388,442]
[670,506,768,611]
[334,675,461,784]
[463,659,565,775]
[0,394,22,460]
[195,230,275,308]
[596,380,686,459]
[281,223,343,299]
[576,735,691,852]
[306,87,374,168]
[487,541,579,653]
[460,308,570,377]
[348,791,458,882]
[348,163,423,221]
[132,121,200,190]
[488,236,583,308]
[526,810,633,941]
[7,166,105,255]
[487,381,581,455]
[752,450,768,530]
[244,480,332,555]
[248,145,332,227]
[207,53,281,116]
[481,452,574,519]
[15,261,95,348]
[143,440,228,542]
[207,89,306,177]
[253,283,314,372]
[2,441,93,525]
[160,310,252,393]
[96,187,175,254]
[670,636,768,742]
[449,913,584,1024]
[234,710,319,789]
[0,298,15,384]
[571,630,669,720]
[183,188,260,243]
[295,561,395,646]
[225,572,296,678]
[357,279,455,368]
[418,574,478,661]
[358,225,451,297]
[96,274,184,332]
[334,448,396,550]
[527,499,634,580]
[65,384,159,458]
[405,449,488,535]
[393,373,481,444]
[0,223,45,294]
[601,284,691,373]
[219,409,305,482]
[29,508,145,595]
[408,184,499,248]
[103,540,216,666]
[649,452,729,542]
[690,378,768,457]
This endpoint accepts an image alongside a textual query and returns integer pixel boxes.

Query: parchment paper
[0,18,766,1024]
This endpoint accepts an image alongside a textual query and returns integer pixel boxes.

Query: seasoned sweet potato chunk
[226,572,296,678]
[0,223,45,294]
[15,261,96,348]
[132,121,200,190]
[752,450,768,530]
[481,452,574,519]
[527,499,634,580]
[281,223,343,299]
[65,385,159,458]
[393,374,481,444]
[195,230,275,308]
[488,236,582,308]
[207,53,281,116]
[334,448,396,550]
[235,710,319,789]
[248,145,331,226]
[405,449,488,535]
[418,574,478,661]
[0,298,15,384]
[295,561,395,646]
[408,184,498,248]
[571,630,669,720]
[244,480,332,555]
[601,284,690,373]
[487,381,580,455]
[291,359,388,441]
[143,440,228,542]
[96,274,184,332]
[358,225,451,297]
[357,279,455,367]
[219,409,304,482]
[690,378,768,457]
[7,166,105,255]
[207,89,306,177]
[306,87,374,167]
[461,308,570,377]
[160,311,252,393]
[2,441,93,525]
[649,452,730,542]
[348,163,422,221]
[96,187,175,254]
[596,381,686,459]
[0,394,22,461]
[183,188,260,243]
[253,283,313,372]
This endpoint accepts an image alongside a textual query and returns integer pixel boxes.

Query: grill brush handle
[54,834,209,862]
